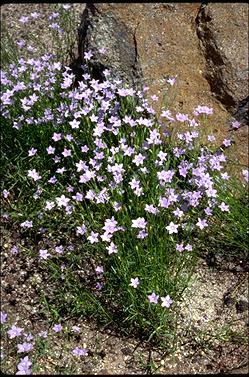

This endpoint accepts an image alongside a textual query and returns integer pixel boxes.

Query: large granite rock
[77,3,248,166]
[78,4,143,89]
[196,3,249,124]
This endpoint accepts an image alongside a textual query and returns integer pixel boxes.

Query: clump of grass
[1,4,248,374]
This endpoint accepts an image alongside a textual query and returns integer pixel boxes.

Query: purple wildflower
[148,292,159,304]
[106,242,118,255]
[28,148,37,157]
[95,266,104,274]
[161,295,173,308]
[231,120,240,129]
[131,217,147,229]
[7,324,23,339]
[17,343,33,353]
[87,231,99,244]
[242,169,248,183]
[0,311,7,324]
[223,138,232,147]
[166,222,179,235]
[39,249,50,260]
[176,243,184,253]
[166,77,176,86]
[27,169,41,181]
[52,324,62,333]
[196,218,208,230]
[72,347,88,356]
[219,202,229,212]
[71,325,81,333]
[129,277,140,288]
[20,220,33,229]
[16,356,32,375]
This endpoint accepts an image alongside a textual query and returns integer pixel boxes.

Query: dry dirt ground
[1,218,248,375]
[1,3,248,375]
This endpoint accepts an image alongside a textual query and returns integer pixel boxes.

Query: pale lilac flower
[39,249,50,260]
[185,244,193,252]
[151,95,158,101]
[113,201,122,212]
[38,331,48,338]
[196,218,208,230]
[28,169,41,181]
[95,266,104,274]
[7,324,23,339]
[161,295,173,308]
[52,132,62,141]
[176,243,184,252]
[53,324,62,333]
[133,153,146,166]
[0,311,7,324]
[204,207,213,216]
[96,282,104,290]
[55,245,64,254]
[208,134,216,142]
[131,217,147,229]
[31,12,40,18]
[87,231,99,244]
[62,4,71,10]
[166,77,176,86]
[103,217,118,234]
[129,177,140,190]
[129,277,140,288]
[242,169,249,183]
[166,222,179,234]
[28,148,37,156]
[10,245,19,255]
[221,172,230,180]
[193,105,213,116]
[17,343,33,353]
[106,242,118,255]
[137,229,148,239]
[148,292,159,304]
[72,192,83,202]
[231,120,240,129]
[62,148,72,157]
[81,145,89,153]
[56,194,70,207]
[173,208,184,218]
[17,39,26,48]
[176,113,189,122]
[16,356,32,375]
[157,170,174,183]
[98,47,106,54]
[223,138,232,147]
[161,109,175,122]
[145,204,159,214]
[46,145,55,154]
[48,176,57,184]
[71,325,81,333]
[20,220,33,229]
[69,119,80,129]
[72,347,88,356]
[3,189,10,198]
[84,51,93,60]
[25,333,33,342]
[219,202,230,212]
[45,201,55,211]
[76,224,87,236]
[19,16,29,23]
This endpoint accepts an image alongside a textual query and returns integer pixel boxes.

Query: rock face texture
[78,3,248,165]
[196,3,249,124]
[78,4,143,89]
